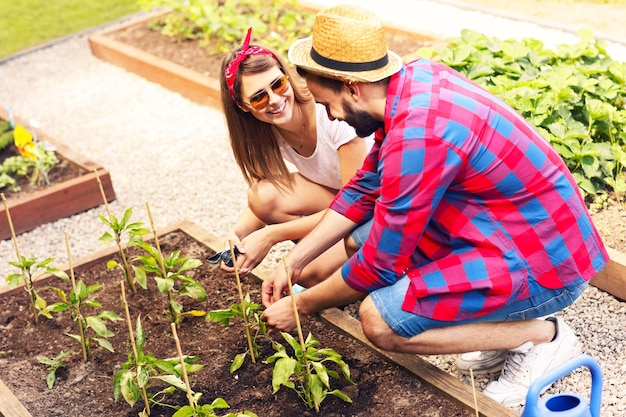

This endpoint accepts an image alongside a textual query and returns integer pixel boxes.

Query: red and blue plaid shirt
[331,59,608,321]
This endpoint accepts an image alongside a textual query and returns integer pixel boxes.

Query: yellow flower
[13,124,37,161]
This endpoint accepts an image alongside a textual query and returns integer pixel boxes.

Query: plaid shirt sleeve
[331,59,608,321]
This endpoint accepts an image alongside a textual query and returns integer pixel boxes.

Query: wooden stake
[2,193,36,323]
[171,322,195,408]
[282,256,319,413]
[120,281,151,415]
[145,201,179,326]
[95,169,135,292]
[64,232,88,362]
[470,369,479,417]
[229,240,256,363]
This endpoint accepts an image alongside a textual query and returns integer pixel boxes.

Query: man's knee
[344,235,359,257]
[359,297,396,350]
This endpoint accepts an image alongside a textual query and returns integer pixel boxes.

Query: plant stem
[95,169,136,292]
[120,281,151,415]
[65,233,88,362]
[2,193,37,324]
[283,257,318,412]
[171,323,194,408]
[229,240,256,363]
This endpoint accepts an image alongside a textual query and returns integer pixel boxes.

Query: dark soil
[109,18,437,81]
[0,229,473,417]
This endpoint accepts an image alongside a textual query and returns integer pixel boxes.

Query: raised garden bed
[0,220,519,417]
[87,5,443,109]
[0,106,115,241]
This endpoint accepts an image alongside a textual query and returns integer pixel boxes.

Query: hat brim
[288,37,403,83]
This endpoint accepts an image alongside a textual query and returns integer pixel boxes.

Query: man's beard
[342,99,383,137]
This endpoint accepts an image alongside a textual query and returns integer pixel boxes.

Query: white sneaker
[482,317,581,408]
[456,350,508,374]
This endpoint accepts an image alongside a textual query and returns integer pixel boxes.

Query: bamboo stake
[283,257,319,413]
[2,193,37,324]
[120,281,151,415]
[64,232,88,362]
[144,201,178,326]
[95,169,135,292]
[470,369,479,417]
[229,240,256,363]
[171,322,195,408]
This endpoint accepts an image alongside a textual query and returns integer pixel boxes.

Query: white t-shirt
[277,103,373,190]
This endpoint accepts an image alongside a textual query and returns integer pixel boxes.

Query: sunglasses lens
[272,76,289,95]
[248,76,289,110]
[249,91,269,110]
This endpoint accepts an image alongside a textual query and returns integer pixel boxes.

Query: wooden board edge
[0,379,34,417]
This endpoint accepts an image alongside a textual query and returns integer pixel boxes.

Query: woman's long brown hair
[220,45,313,190]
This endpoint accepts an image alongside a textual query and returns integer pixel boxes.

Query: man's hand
[261,259,301,307]
[260,295,298,333]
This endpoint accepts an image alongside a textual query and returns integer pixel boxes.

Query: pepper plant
[206,292,273,372]
[97,190,151,293]
[37,349,75,389]
[418,28,626,204]
[133,202,207,326]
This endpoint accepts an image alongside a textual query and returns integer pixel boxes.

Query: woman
[218,28,371,287]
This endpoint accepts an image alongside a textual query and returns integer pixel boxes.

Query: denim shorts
[370,277,588,338]
[350,218,373,247]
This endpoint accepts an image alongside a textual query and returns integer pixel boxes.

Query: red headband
[225,27,275,100]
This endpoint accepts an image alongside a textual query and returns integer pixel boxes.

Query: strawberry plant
[419,29,626,204]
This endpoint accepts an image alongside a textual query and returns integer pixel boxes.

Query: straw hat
[288,4,403,82]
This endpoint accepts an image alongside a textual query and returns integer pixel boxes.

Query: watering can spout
[520,354,602,417]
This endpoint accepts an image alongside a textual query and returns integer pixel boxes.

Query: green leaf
[230,352,247,373]
[271,357,298,393]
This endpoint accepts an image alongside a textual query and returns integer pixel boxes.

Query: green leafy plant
[37,349,75,389]
[44,233,123,360]
[114,314,204,415]
[97,177,151,293]
[266,331,355,411]
[138,0,314,56]
[206,292,272,372]
[418,28,626,204]
[133,202,207,326]
[173,398,258,417]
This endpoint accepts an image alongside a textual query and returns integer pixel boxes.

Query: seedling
[37,349,75,389]
[3,193,68,324]
[206,241,263,371]
[170,322,259,417]
[206,292,272,372]
[114,289,204,415]
[133,202,207,326]
[264,259,355,411]
[45,233,123,360]
[96,170,150,292]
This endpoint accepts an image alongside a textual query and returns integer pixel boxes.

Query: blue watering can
[521,354,602,417]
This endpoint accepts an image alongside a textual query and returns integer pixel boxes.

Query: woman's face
[239,66,294,126]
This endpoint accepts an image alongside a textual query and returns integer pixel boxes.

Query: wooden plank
[318,308,518,417]
[0,379,33,417]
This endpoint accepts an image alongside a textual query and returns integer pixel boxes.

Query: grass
[0,0,140,59]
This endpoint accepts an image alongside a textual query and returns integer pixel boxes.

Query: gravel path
[1,1,625,415]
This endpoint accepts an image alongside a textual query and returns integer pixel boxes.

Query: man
[260,4,608,408]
